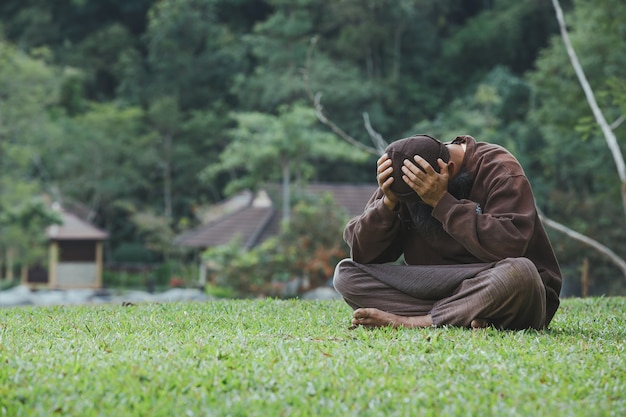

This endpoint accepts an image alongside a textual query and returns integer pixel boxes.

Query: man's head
[385,134,473,234]
[384,134,450,203]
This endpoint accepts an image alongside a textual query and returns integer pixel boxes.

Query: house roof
[175,205,276,249]
[304,183,376,217]
[175,183,376,250]
[46,211,109,241]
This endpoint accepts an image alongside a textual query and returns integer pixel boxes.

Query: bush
[202,193,350,297]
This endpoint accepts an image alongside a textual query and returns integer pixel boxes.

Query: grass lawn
[1,297,624,417]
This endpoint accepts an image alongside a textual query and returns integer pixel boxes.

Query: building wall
[55,263,99,288]
[47,241,104,289]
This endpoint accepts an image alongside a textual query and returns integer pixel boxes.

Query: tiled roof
[175,183,377,250]
[305,183,376,217]
[46,211,109,240]
[175,205,276,249]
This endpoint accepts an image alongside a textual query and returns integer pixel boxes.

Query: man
[333,134,562,330]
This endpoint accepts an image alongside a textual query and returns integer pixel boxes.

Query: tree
[42,103,149,218]
[202,103,369,222]
[146,96,181,219]
[0,39,61,278]
[202,193,350,296]
[136,0,246,109]
[523,0,626,289]
[0,199,62,280]
[0,0,156,101]
[551,0,626,221]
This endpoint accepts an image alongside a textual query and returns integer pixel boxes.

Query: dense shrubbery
[203,194,349,297]
[0,0,624,293]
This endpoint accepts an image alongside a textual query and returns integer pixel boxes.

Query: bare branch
[538,209,626,280]
[552,0,626,220]
[311,93,379,155]
[362,112,388,153]
[303,37,380,156]
[610,115,625,131]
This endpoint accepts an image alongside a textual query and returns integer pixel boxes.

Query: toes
[353,308,369,319]
[352,308,375,327]
[471,319,489,330]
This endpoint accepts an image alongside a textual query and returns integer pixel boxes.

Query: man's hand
[402,156,449,207]
[376,153,399,210]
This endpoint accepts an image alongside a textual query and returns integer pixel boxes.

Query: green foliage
[110,242,156,263]
[527,0,626,195]
[410,66,531,147]
[202,103,369,196]
[204,283,237,298]
[0,39,63,269]
[131,211,177,259]
[0,199,62,268]
[102,268,150,289]
[278,193,350,282]
[525,0,626,290]
[202,237,270,296]
[442,0,557,81]
[140,0,246,109]
[0,297,624,416]
[203,194,349,296]
[0,0,624,290]
[42,102,150,212]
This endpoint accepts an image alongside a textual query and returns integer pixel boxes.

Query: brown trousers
[333,257,546,330]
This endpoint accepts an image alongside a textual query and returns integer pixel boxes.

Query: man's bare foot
[351,308,433,329]
[470,319,489,330]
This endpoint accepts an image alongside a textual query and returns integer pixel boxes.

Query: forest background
[0,0,624,297]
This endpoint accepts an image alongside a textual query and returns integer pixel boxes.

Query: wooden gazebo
[24,210,108,289]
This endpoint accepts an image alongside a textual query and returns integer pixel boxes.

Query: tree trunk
[282,161,291,224]
[581,257,589,298]
[163,133,173,219]
[552,0,626,221]
[6,247,14,281]
[391,25,404,82]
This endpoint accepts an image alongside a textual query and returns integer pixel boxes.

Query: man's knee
[495,257,546,329]
[332,258,357,297]
[502,257,544,296]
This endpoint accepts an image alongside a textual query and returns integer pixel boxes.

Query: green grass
[1,297,624,417]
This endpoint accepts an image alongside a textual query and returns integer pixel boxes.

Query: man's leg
[333,258,436,316]
[333,257,546,330]
[431,257,546,330]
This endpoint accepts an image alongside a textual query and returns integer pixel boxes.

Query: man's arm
[432,175,537,262]
[343,189,404,264]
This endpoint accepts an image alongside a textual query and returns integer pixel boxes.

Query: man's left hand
[401,156,449,207]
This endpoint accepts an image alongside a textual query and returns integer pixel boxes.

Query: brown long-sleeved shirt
[344,135,562,325]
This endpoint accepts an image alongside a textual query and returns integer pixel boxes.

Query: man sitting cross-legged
[333,134,562,330]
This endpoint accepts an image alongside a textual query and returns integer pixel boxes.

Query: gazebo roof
[46,211,109,241]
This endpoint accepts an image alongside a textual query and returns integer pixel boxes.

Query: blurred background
[0,0,624,298]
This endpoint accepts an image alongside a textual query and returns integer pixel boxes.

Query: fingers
[376,154,393,183]
[402,156,449,207]
[437,158,449,177]
[376,153,390,167]
[403,155,435,176]
[376,154,399,209]
[400,157,425,188]
[402,156,449,181]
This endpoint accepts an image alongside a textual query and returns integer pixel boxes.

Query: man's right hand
[377,153,399,211]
